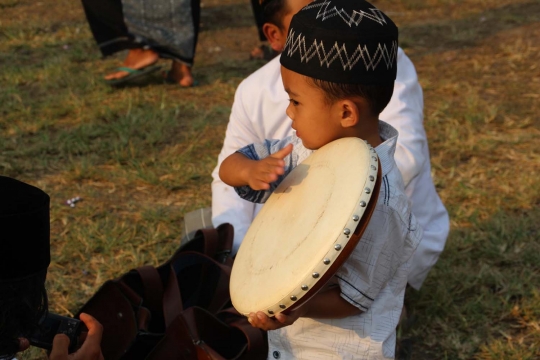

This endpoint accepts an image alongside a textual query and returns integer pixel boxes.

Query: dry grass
[1,0,539,359]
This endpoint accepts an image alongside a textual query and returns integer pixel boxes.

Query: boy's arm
[211,81,265,251]
[247,286,362,331]
[219,144,293,190]
[220,137,299,204]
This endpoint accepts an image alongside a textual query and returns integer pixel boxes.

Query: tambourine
[230,137,382,316]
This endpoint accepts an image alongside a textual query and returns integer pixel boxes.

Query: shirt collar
[375,120,398,176]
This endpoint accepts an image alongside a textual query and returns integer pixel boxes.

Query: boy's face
[281,66,345,150]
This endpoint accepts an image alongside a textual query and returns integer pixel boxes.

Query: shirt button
[273,350,281,359]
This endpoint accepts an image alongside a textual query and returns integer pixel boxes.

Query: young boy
[219,1,422,358]
[211,0,449,291]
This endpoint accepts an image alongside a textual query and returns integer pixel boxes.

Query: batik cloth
[81,0,200,65]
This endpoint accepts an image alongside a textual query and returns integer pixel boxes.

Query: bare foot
[166,61,195,87]
[104,48,159,80]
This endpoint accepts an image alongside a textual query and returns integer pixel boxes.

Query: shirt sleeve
[233,136,298,204]
[380,48,427,188]
[336,186,423,311]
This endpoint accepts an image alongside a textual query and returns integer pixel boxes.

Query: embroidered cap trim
[305,0,388,27]
[284,30,398,72]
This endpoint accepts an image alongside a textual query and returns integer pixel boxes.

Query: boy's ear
[339,100,360,128]
[263,23,286,52]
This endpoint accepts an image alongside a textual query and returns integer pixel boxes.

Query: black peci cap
[280,0,398,85]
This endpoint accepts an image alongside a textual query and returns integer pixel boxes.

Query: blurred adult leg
[81,0,159,81]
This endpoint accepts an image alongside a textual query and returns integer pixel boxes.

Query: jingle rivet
[334,244,342,251]
[372,156,377,161]
[369,175,374,182]
[279,304,286,309]
[365,188,371,194]
[118,312,123,319]
[290,295,297,301]
[360,201,366,207]
[312,272,320,279]
[352,215,360,221]
[343,228,351,235]
[301,284,309,291]
[268,310,274,315]
[323,258,331,265]
[371,165,376,170]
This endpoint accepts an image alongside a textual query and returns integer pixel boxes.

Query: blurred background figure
[249,0,278,60]
[81,0,200,87]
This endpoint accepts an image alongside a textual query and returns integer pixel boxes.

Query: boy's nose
[286,105,294,120]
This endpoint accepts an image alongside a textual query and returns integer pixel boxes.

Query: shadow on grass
[400,205,540,359]
[401,1,540,55]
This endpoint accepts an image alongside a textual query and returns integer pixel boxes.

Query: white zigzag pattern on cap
[285,30,397,71]
[303,0,387,27]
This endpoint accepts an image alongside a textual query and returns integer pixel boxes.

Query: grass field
[1,0,539,358]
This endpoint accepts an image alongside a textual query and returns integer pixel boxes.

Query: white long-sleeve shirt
[211,49,449,289]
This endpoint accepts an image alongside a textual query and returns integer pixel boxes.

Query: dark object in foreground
[29,313,85,354]
[77,223,267,360]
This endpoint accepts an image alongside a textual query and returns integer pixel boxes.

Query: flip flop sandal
[163,70,199,87]
[105,64,162,86]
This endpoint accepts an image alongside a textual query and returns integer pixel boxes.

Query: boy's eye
[288,99,299,106]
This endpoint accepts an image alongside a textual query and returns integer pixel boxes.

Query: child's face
[281,66,345,150]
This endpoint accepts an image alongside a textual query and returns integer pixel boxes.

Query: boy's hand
[245,144,293,190]
[247,306,305,331]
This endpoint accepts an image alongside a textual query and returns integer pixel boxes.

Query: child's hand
[245,144,293,190]
[247,308,303,331]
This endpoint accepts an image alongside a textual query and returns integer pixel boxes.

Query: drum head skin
[230,137,380,316]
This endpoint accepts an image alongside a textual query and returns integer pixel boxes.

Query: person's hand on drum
[246,286,363,331]
[247,307,306,331]
[219,144,293,190]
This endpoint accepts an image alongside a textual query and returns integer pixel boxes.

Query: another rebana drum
[230,137,381,316]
